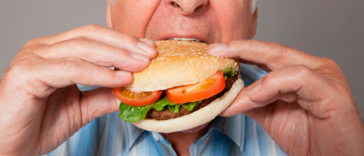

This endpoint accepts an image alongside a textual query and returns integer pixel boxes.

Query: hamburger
[112,40,244,133]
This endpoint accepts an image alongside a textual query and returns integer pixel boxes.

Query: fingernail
[138,41,156,54]
[115,70,131,77]
[139,38,155,47]
[207,43,227,55]
[249,83,261,95]
[130,53,149,62]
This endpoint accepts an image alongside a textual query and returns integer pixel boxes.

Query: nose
[164,0,208,15]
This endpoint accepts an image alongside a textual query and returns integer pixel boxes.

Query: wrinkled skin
[0,0,363,156]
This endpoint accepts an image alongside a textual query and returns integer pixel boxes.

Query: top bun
[125,40,239,92]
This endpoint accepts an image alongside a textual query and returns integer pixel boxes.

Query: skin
[0,0,363,156]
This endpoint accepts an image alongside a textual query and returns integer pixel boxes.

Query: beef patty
[146,75,238,120]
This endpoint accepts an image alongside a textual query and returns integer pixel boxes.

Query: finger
[24,24,157,59]
[207,40,320,71]
[79,87,120,124]
[33,37,151,72]
[22,57,133,98]
[221,65,340,119]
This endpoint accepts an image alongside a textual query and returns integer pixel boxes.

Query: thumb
[80,87,119,123]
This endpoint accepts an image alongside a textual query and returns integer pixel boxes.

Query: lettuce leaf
[153,96,176,111]
[118,96,201,122]
[119,103,152,122]
[222,66,238,80]
[168,105,181,113]
[182,101,201,111]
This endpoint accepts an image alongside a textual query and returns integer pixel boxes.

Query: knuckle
[227,40,241,48]
[5,55,39,77]
[68,37,89,50]
[119,33,139,46]
[227,40,249,52]
[115,56,150,72]
[322,57,340,70]
[93,66,108,86]
[265,42,287,64]
[267,42,281,50]
[23,37,47,47]
[267,42,288,55]
[262,72,278,87]
[293,64,312,78]
[80,24,102,34]
[268,42,287,54]
[133,60,150,71]
[59,59,83,74]
[24,39,37,48]
[14,47,31,56]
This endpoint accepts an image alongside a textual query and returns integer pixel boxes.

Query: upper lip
[155,33,209,44]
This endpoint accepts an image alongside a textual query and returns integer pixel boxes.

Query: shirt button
[152,132,159,141]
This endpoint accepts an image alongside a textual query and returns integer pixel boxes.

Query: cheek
[111,0,161,38]
[211,0,252,42]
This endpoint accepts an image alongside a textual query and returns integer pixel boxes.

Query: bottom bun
[131,75,244,133]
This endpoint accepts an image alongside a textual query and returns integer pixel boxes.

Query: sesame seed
[147,72,150,75]
[175,71,178,74]
[198,62,200,65]
[173,64,175,67]
[185,63,188,66]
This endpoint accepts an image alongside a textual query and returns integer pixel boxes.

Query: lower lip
[181,122,210,133]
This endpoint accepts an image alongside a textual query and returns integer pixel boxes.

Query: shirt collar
[209,115,246,151]
[123,115,247,152]
[123,121,146,151]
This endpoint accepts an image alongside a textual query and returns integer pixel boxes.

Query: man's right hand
[0,24,157,156]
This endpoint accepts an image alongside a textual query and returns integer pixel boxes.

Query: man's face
[106,0,256,133]
[107,0,257,44]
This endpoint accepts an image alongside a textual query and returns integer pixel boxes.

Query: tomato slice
[112,88,163,107]
[166,71,225,103]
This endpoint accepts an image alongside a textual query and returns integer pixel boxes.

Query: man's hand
[0,24,157,155]
[208,40,364,155]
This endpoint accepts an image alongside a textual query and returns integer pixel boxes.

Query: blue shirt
[45,64,287,156]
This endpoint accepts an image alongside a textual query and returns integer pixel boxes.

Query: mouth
[165,38,205,43]
[156,34,209,44]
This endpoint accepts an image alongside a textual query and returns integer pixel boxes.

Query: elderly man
[0,0,363,155]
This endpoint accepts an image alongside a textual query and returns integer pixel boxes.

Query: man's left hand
[207,40,364,155]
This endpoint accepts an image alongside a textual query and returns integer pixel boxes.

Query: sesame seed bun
[125,40,240,92]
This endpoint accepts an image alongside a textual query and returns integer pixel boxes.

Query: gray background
[1,1,363,119]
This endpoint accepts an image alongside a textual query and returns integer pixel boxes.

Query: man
[0,0,363,155]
